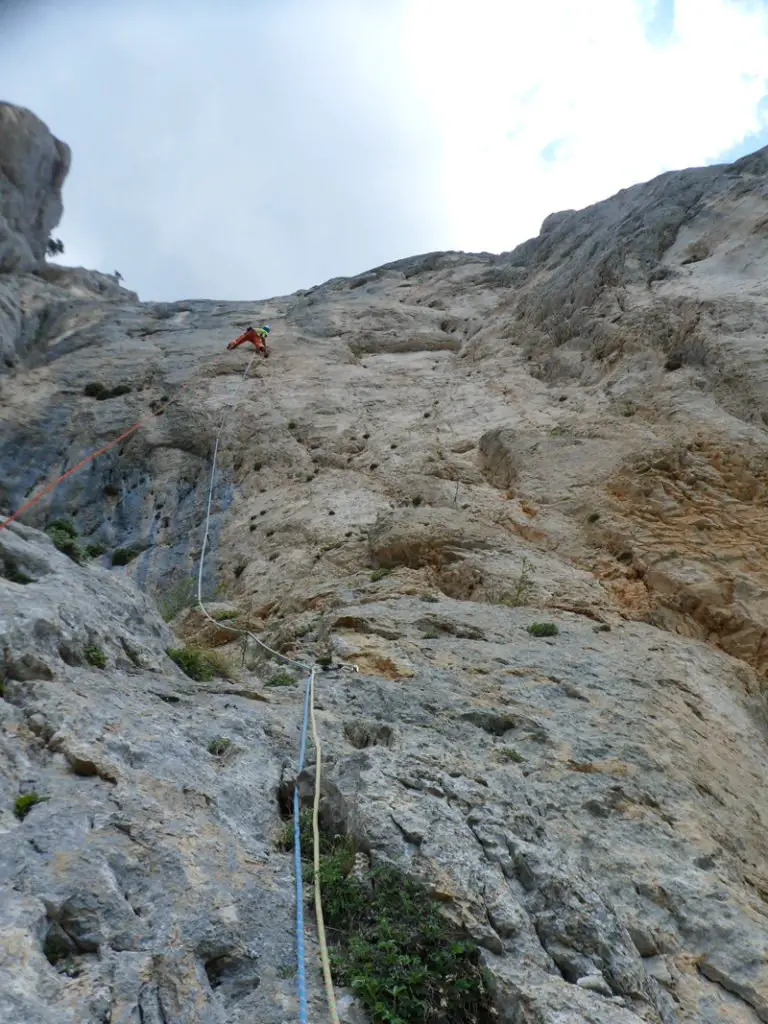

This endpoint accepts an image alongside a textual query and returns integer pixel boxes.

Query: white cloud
[401,0,768,250]
[1,0,767,299]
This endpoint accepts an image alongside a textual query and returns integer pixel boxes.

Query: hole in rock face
[343,721,394,750]
[203,953,261,997]
[43,921,75,965]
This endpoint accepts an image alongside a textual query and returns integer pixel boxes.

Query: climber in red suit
[226,324,270,358]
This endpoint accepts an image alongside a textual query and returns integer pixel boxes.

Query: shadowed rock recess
[1,101,768,1024]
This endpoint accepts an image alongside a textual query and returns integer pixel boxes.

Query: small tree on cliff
[46,237,64,257]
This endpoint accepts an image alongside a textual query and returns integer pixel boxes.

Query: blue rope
[293,669,313,1024]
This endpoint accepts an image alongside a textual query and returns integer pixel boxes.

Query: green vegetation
[45,519,83,563]
[419,594,439,603]
[207,736,232,756]
[211,608,241,622]
[370,568,392,583]
[4,563,33,584]
[495,746,525,764]
[14,792,49,820]
[587,512,600,524]
[422,631,440,640]
[112,547,141,567]
[500,557,534,607]
[84,644,107,669]
[85,542,106,559]
[203,649,234,679]
[527,622,559,638]
[167,647,215,681]
[283,816,492,1024]
[83,382,132,401]
[158,578,197,621]
[265,671,295,688]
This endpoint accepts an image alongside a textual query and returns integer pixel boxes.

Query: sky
[1,0,768,302]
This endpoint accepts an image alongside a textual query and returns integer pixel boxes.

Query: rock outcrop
[1,101,768,1024]
[0,102,71,273]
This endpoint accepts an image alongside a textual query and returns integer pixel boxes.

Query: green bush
[527,622,558,638]
[112,547,140,567]
[207,736,232,756]
[158,579,197,622]
[370,568,391,582]
[276,814,492,1020]
[314,838,492,1024]
[45,520,83,563]
[84,644,107,669]
[83,382,132,401]
[85,542,106,559]
[14,792,49,820]
[167,647,214,682]
[4,563,33,584]
[496,746,525,763]
[265,671,295,687]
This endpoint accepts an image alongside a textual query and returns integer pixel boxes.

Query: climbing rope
[192,355,342,1023]
[310,669,341,1024]
[294,667,314,1024]
[2,338,344,1022]
[194,355,312,672]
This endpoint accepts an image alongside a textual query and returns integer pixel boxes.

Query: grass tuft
[14,792,49,820]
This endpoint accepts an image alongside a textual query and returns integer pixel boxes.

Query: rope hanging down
[310,670,342,1024]
[192,355,342,1023]
[294,668,314,1024]
[2,339,346,1022]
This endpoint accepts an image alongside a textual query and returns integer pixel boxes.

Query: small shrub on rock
[14,792,49,820]
[84,644,107,669]
[85,542,106,559]
[45,520,83,563]
[112,547,140,567]
[207,736,232,756]
[4,562,33,584]
[527,622,559,637]
[83,382,133,401]
[167,647,214,682]
[370,568,391,582]
[314,837,492,1023]
[265,671,295,687]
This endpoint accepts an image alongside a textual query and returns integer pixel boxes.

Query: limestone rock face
[1,105,768,1024]
[0,103,71,272]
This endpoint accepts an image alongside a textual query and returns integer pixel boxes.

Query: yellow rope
[310,669,341,1024]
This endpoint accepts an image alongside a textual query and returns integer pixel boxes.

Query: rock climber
[227,324,270,358]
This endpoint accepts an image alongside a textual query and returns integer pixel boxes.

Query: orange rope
[0,350,228,532]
